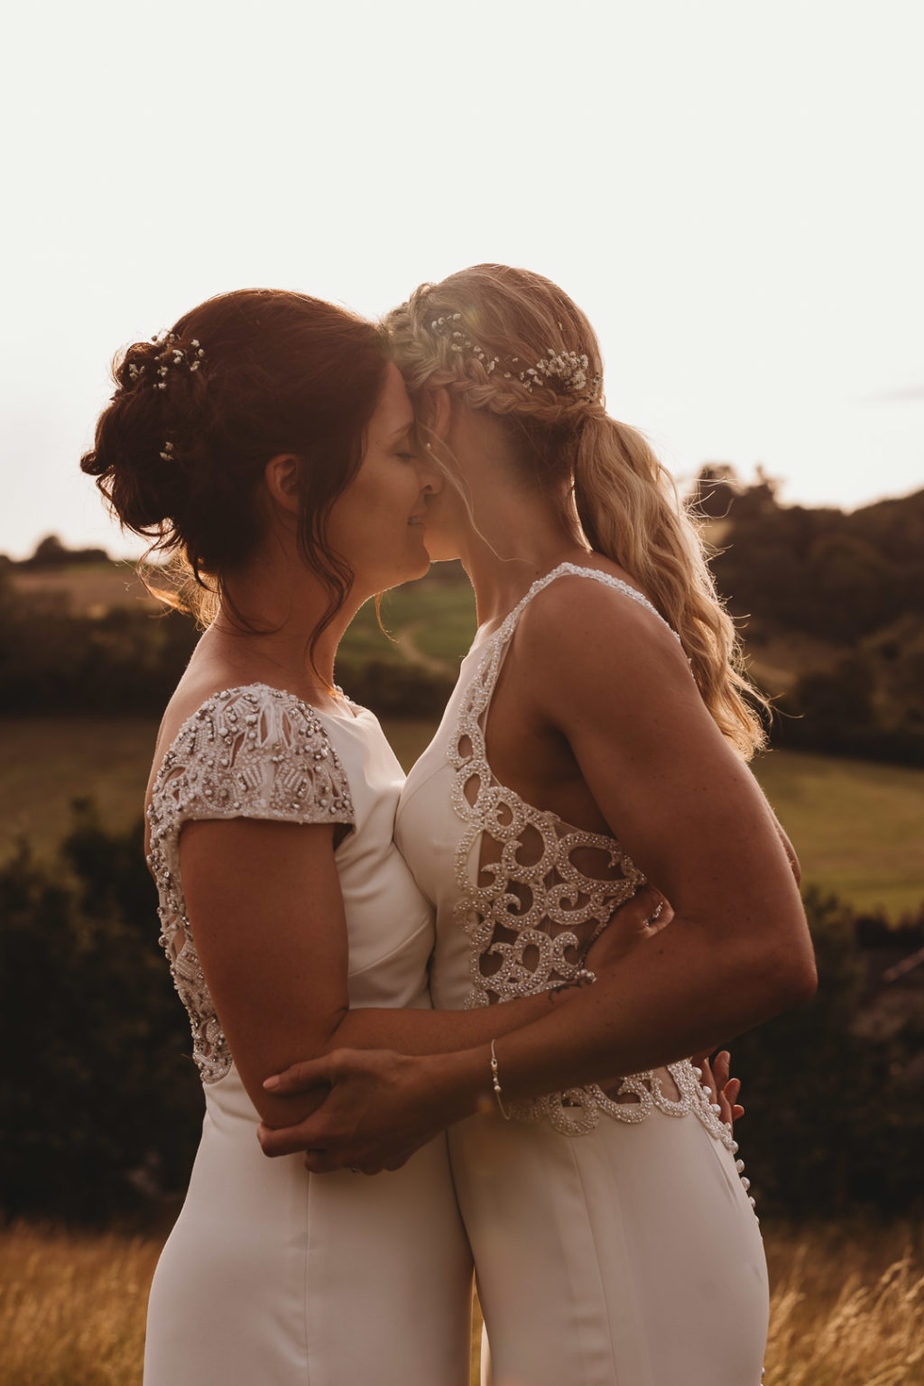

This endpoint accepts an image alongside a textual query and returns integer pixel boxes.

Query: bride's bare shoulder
[516,566,681,667]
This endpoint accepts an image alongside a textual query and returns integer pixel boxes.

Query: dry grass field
[1,1220,921,1386]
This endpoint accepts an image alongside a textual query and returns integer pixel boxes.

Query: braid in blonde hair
[385,264,767,759]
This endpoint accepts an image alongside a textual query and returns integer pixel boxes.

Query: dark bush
[727,888,924,1219]
[3,810,923,1225]
[0,805,201,1223]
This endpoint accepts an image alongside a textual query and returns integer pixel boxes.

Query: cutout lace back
[450,564,735,1146]
[146,684,354,1084]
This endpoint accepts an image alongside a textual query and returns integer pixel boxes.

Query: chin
[390,545,431,588]
[422,535,461,563]
[408,552,432,581]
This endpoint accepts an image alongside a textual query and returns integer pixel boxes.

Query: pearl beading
[449,564,737,1149]
[146,684,354,1084]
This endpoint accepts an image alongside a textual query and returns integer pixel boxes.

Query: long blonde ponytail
[573,414,766,756]
[386,264,767,759]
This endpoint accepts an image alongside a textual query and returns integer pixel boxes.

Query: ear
[264,453,302,516]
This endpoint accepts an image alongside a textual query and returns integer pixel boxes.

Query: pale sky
[2,0,922,559]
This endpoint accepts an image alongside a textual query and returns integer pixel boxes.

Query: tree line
[3,487,923,1226]
[3,477,923,759]
[696,470,924,764]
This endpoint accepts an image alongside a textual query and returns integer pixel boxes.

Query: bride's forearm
[327,989,556,1056]
[426,918,816,1122]
[324,877,662,1061]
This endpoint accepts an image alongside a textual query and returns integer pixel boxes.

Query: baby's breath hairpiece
[151,333,206,390]
[430,314,499,375]
[123,333,206,394]
[429,312,601,403]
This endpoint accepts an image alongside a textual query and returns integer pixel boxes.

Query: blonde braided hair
[385,264,766,759]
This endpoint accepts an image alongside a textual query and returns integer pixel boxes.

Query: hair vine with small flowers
[116,331,208,468]
[123,331,206,391]
[428,312,602,403]
[386,264,768,758]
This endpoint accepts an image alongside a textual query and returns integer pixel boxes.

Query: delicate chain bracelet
[489,1039,511,1120]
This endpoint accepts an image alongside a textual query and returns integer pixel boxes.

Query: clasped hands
[257,885,743,1174]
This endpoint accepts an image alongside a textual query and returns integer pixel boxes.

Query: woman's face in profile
[325,363,443,595]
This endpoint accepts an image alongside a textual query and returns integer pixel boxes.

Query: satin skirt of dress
[452,1107,768,1386]
[144,1068,473,1386]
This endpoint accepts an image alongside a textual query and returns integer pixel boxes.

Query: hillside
[3,479,923,762]
[695,475,924,758]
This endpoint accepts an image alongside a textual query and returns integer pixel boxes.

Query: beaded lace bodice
[449,563,735,1146]
[146,684,354,1084]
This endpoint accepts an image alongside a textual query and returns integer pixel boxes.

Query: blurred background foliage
[2,810,921,1224]
[2,469,923,1226]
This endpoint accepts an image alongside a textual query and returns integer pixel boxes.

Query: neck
[438,400,590,630]
[452,500,590,631]
[204,544,365,699]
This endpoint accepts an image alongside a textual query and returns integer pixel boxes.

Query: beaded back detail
[450,564,734,1146]
[146,684,354,1084]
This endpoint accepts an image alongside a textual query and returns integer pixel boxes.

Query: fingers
[308,1148,414,1176]
[692,1052,728,1123]
[714,1053,745,1125]
[691,1052,715,1090]
[303,1149,407,1176]
[594,887,672,964]
[711,1050,731,1091]
[263,1055,333,1096]
[724,1076,744,1123]
[645,889,674,931]
[691,1050,744,1128]
[627,885,668,930]
[258,1115,330,1158]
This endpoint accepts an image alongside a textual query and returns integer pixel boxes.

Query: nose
[416,444,443,495]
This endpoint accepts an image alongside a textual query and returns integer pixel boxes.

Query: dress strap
[460,563,681,766]
[493,561,681,648]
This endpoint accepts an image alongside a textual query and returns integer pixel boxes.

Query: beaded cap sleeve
[450,563,735,1148]
[146,684,354,1084]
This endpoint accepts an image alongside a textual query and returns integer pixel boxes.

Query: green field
[7,562,480,675]
[340,578,477,672]
[1,715,921,916]
[753,750,924,917]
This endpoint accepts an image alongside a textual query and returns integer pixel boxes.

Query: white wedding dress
[143,684,472,1386]
[396,564,769,1386]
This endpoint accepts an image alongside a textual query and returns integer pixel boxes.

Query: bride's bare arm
[465,581,816,1092]
[179,815,658,1130]
[259,583,813,1167]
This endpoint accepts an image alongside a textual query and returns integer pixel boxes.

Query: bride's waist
[201,1062,263,1126]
